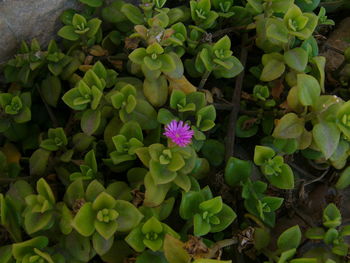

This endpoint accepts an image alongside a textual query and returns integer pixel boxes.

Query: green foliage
[125,216,179,252]
[180,187,237,236]
[305,203,350,257]
[0,0,346,262]
[254,146,294,189]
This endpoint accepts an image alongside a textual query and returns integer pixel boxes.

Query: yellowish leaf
[167,75,196,94]
[1,143,21,164]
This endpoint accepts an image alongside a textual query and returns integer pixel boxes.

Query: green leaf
[73,203,96,236]
[121,4,144,25]
[81,109,101,135]
[144,173,171,207]
[236,115,259,138]
[313,122,340,159]
[262,196,284,211]
[225,157,252,187]
[336,166,350,190]
[86,18,102,38]
[150,160,177,184]
[254,145,275,166]
[144,56,162,71]
[13,107,31,123]
[273,113,304,139]
[79,0,103,7]
[179,191,204,220]
[24,211,54,235]
[284,48,308,72]
[311,56,326,93]
[200,197,223,214]
[93,192,116,211]
[36,178,55,204]
[305,227,325,239]
[200,140,224,167]
[115,200,144,232]
[193,213,211,236]
[92,232,114,256]
[297,74,321,106]
[41,76,61,107]
[278,249,297,263]
[163,235,191,263]
[211,204,237,232]
[12,236,48,260]
[143,76,168,108]
[129,48,147,65]
[260,59,285,82]
[0,245,12,263]
[266,163,295,189]
[58,25,79,41]
[254,227,270,250]
[86,180,105,202]
[95,220,118,240]
[125,226,146,252]
[29,149,51,176]
[159,54,176,73]
[106,181,132,201]
[173,174,191,192]
[323,203,341,228]
[323,228,338,245]
[277,225,301,251]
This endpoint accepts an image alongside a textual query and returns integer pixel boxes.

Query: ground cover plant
[1,0,350,262]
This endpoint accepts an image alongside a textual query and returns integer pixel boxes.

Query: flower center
[159,149,172,164]
[151,53,158,60]
[219,2,231,12]
[145,232,159,240]
[54,137,63,146]
[195,9,207,19]
[96,208,119,223]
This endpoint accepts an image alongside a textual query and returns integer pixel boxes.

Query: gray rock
[0,0,80,64]
[0,0,141,65]
[321,17,350,71]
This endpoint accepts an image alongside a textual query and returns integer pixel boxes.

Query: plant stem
[206,238,238,258]
[211,26,246,39]
[225,33,248,161]
[179,220,193,238]
[324,43,344,55]
[334,60,347,76]
[198,70,211,90]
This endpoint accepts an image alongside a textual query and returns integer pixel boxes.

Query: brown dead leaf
[211,87,224,99]
[79,65,93,72]
[1,142,21,164]
[203,89,214,104]
[184,235,209,259]
[131,189,145,207]
[241,91,255,101]
[237,227,255,253]
[271,79,284,100]
[134,25,148,39]
[108,59,123,71]
[162,28,175,41]
[84,55,94,65]
[125,37,140,50]
[89,45,108,57]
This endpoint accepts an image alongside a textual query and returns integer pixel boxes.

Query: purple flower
[164,120,194,147]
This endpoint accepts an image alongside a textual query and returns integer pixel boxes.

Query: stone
[0,0,141,65]
[321,17,350,71]
[0,0,80,64]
